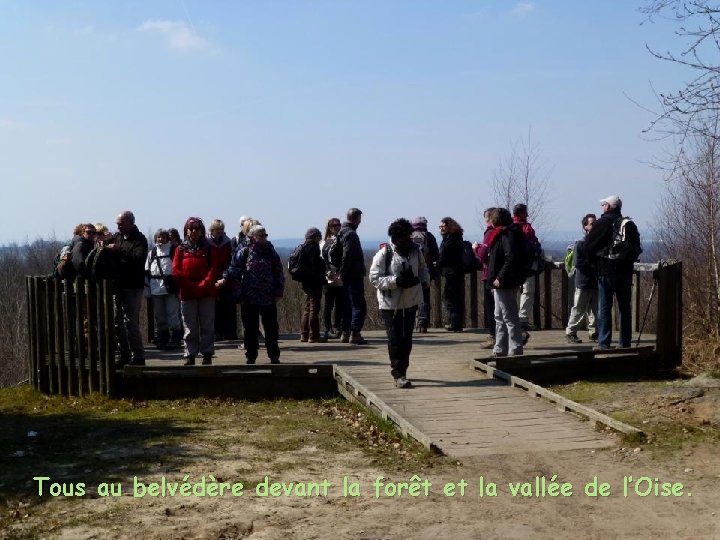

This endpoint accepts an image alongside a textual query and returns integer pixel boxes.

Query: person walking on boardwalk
[219,225,284,364]
[338,208,368,345]
[172,217,220,366]
[486,208,527,357]
[565,213,598,344]
[584,195,641,349]
[106,211,148,366]
[436,217,465,332]
[369,218,430,388]
[410,216,439,333]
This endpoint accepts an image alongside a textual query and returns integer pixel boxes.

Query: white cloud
[137,20,209,51]
[510,2,535,16]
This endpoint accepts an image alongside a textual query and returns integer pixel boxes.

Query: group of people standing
[61,195,639,389]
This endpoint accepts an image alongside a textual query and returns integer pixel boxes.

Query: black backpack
[523,237,545,278]
[287,244,309,282]
[462,240,481,274]
[606,217,643,262]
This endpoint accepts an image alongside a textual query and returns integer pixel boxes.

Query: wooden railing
[432,259,683,369]
[26,277,116,397]
[25,260,683,397]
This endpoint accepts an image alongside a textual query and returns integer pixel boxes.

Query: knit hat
[600,195,622,209]
[305,227,322,240]
[411,216,428,231]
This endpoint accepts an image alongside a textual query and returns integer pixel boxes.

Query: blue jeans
[597,274,632,348]
[342,278,367,333]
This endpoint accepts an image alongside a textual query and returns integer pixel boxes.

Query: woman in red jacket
[172,217,220,365]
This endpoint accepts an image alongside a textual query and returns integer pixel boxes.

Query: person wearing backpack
[513,204,541,336]
[296,227,328,343]
[436,217,465,332]
[584,195,637,349]
[369,218,430,388]
[320,217,343,339]
[565,214,598,344]
[172,217,220,365]
[486,208,527,357]
[410,216,439,333]
[145,229,182,350]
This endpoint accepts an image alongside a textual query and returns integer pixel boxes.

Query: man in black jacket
[339,208,368,345]
[584,196,633,349]
[107,211,149,366]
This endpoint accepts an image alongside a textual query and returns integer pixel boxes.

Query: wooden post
[63,280,77,396]
[54,278,66,395]
[45,278,58,394]
[103,280,116,397]
[26,277,37,390]
[432,278,442,329]
[86,280,98,393]
[655,261,683,370]
[561,268,569,327]
[542,265,551,329]
[74,279,87,396]
[469,272,478,328]
[34,277,49,393]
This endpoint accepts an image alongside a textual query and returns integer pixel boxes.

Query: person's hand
[493,278,501,288]
[396,269,420,288]
[215,278,225,289]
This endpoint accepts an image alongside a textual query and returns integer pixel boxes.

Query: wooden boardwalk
[142,328,654,457]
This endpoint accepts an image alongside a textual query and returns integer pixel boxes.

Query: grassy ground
[0,386,438,538]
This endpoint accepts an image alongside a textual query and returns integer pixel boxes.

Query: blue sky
[0,1,686,244]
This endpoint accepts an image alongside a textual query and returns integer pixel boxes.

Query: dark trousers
[323,285,344,331]
[301,286,323,340]
[598,273,632,348]
[341,278,367,333]
[241,303,280,361]
[483,284,495,336]
[214,287,238,340]
[443,272,465,330]
[381,306,417,379]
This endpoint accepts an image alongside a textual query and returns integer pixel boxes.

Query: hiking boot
[308,336,328,343]
[589,332,598,342]
[246,357,256,365]
[270,357,280,364]
[522,331,531,345]
[327,328,341,339]
[299,335,309,343]
[350,331,367,345]
[565,333,582,344]
[340,332,350,343]
[201,353,212,365]
[479,337,495,350]
[183,355,196,366]
[491,351,507,358]
[394,376,412,389]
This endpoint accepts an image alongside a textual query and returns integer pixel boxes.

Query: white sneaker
[394,377,412,389]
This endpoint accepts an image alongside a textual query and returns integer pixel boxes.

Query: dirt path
[9,430,717,539]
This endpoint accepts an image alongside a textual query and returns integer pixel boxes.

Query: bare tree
[489,129,552,235]
[641,1,720,144]
[654,120,720,332]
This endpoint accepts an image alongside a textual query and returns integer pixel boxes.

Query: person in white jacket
[369,218,430,388]
[145,229,182,349]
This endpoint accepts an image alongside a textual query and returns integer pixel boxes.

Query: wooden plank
[102,280,115,397]
[45,278,58,394]
[473,360,643,437]
[96,280,107,395]
[75,279,86,397]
